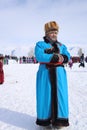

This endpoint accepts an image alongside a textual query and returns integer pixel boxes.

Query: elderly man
[35,21,70,129]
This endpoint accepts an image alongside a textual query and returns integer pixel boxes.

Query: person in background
[79,53,85,67]
[0,55,4,84]
[68,57,73,69]
[35,21,70,129]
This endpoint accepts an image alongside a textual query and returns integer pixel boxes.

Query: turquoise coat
[35,41,70,126]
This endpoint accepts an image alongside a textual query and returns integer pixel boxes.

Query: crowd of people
[19,56,37,64]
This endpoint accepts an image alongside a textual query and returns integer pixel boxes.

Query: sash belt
[40,62,64,68]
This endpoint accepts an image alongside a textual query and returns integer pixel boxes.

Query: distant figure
[85,56,87,63]
[79,53,85,67]
[0,56,4,84]
[68,57,73,69]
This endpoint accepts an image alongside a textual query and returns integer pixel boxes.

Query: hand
[58,54,64,63]
[50,53,64,63]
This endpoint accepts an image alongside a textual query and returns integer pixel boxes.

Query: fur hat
[44,21,59,34]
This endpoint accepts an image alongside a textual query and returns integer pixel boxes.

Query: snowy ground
[0,63,87,130]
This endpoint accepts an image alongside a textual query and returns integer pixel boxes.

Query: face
[47,31,58,42]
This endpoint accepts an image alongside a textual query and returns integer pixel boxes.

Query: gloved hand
[58,54,64,63]
[50,53,64,63]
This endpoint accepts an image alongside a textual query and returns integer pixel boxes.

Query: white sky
[0,0,87,55]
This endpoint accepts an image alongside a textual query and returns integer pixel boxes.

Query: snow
[0,63,87,130]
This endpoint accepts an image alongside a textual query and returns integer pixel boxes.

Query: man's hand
[58,54,64,63]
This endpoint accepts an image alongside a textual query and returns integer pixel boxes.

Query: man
[79,53,85,67]
[35,21,70,129]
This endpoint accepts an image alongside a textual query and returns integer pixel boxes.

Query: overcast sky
[0,0,87,55]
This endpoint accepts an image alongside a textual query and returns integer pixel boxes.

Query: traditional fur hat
[44,21,59,34]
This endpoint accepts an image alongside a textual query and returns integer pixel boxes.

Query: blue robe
[35,41,70,126]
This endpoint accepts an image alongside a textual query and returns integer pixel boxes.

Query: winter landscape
[0,1,87,129]
[0,60,87,130]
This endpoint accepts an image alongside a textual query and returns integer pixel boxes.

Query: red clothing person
[0,56,4,84]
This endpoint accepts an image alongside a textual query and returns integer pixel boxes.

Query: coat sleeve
[35,42,53,62]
